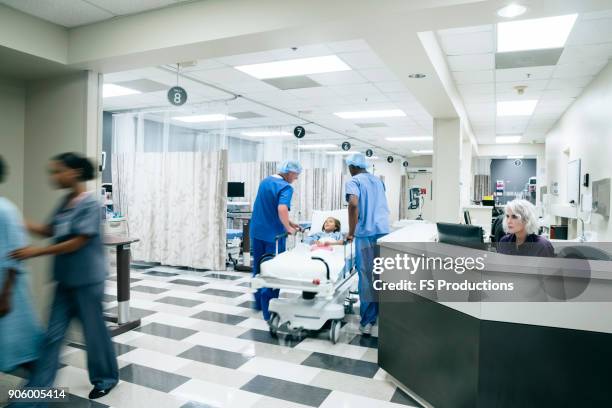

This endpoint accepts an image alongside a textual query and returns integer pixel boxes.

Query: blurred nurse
[250,160,303,321]
[11,152,118,399]
[345,153,390,335]
[0,156,43,374]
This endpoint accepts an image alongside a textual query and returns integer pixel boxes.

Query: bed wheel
[329,320,341,344]
[269,313,280,338]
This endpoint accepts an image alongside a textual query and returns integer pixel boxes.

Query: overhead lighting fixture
[496,135,522,144]
[497,14,578,52]
[497,4,527,18]
[408,73,427,79]
[173,114,237,123]
[412,150,433,155]
[235,55,351,79]
[241,130,291,137]
[385,136,433,142]
[326,151,355,156]
[496,100,538,116]
[103,83,141,98]
[507,155,524,159]
[334,110,407,119]
[298,144,337,149]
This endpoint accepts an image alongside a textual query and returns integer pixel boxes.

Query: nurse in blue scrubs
[11,152,118,400]
[345,153,390,335]
[250,160,303,321]
[0,156,43,374]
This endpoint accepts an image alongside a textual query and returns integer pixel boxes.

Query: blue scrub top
[50,193,108,287]
[345,172,390,238]
[0,197,42,372]
[250,175,294,242]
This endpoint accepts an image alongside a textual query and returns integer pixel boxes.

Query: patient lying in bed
[304,217,344,249]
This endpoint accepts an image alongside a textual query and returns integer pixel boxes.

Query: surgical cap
[345,153,367,169]
[277,160,303,174]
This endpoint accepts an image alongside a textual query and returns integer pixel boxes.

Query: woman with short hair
[497,199,554,257]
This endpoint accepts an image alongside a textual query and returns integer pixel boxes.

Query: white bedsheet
[259,243,354,283]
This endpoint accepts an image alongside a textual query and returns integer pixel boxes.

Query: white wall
[460,138,473,207]
[545,61,612,241]
[432,118,461,223]
[0,77,25,208]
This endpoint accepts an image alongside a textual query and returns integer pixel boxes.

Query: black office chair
[491,214,506,244]
[557,246,611,261]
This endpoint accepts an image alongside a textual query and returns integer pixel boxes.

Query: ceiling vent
[229,111,265,119]
[495,48,563,70]
[263,75,322,90]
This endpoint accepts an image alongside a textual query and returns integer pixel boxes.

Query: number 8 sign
[168,86,188,106]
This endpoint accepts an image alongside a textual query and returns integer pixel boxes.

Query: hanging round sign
[403,161,409,167]
[387,156,394,163]
[293,126,306,138]
[342,141,351,151]
[168,86,188,106]
[365,149,374,157]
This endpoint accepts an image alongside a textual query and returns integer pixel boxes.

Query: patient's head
[322,217,341,233]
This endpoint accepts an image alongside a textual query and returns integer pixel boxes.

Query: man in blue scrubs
[250,160,303,321]
[345,153,390,335]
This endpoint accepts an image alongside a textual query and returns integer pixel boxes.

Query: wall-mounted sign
[293,126,305,139]
[387,156,394,163]
[365,149,374,157]
[342,141,351,151]
[402,161,409,167]
[513,159,523,167]
[168,86,188,106]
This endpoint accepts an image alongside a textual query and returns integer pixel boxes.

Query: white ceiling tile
[188,67,255,84]
[553,61,608,79]
[338,51,386,70]
[273,44,333,60]
[214,50,281,67]
[180,59,227,72]
[558,43,612,65]
[0,0,113,27]
[581,10,612,20]
[307,71,367,86]
[438,24,493,36]
[495,66,555,82]
[457,83,495,96]
[359,68,398,82]
[374,81,407,93]
[566,18,612,45]
[439,31,494,55]
[540,88,583,99]
[453,70,494,84]
[448,54,494,71]
[548,76,594,89]
[385,92,418,103]
[329,83,381,97]
[85,0,175,15]
[327,39,371,53]
[495,79,549,92]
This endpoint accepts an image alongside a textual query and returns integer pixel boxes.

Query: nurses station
[1,1,612,407]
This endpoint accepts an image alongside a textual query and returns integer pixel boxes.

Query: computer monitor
[228,182,245,198]
[436,222,485,250]
[482,199,495,207]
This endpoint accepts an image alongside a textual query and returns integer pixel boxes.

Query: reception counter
[377,225,612,408]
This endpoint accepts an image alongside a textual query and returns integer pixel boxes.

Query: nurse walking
[11,152,118,400]
[0,156,43,374]
[345,153,390,335]
[250,160,303,321]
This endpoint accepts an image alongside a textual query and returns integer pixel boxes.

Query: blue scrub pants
[252,237,286,321]
[355,234,386,326]
[27,281,118,391]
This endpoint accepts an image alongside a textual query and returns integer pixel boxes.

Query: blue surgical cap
[278,160,303,174]
[345,153,367,169]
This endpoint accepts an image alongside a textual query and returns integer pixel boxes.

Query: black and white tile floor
[1,265,423,408]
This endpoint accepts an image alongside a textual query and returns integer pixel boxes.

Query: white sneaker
[359,323,373,335]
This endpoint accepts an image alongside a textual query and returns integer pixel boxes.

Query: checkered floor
[1,264,423,408]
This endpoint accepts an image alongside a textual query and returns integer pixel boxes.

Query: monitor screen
[228,182,245,198]
[436,222,485,250]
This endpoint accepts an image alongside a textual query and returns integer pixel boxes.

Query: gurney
[251,210,357,343]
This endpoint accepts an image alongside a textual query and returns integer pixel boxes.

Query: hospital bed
[251,209,357,343]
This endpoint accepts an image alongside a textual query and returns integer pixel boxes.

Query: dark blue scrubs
[27,193,118,391]
[250,175,293,320]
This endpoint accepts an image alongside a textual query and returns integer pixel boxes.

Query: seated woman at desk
[497,199,554,257]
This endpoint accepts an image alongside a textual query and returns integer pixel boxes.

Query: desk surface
[103,235,140,246]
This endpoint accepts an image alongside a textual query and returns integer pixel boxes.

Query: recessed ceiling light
[241,130,291,137]
[497,4,527,18]
[412,150,434,154]
[496,100,538,116]
[173,114,237,123]
[326,151,355,155]
[497,14,578,52]
[385,136,433,142]
[507,155,524,159]
[103,83,141,98]
[334,110,407,119]
[496,135,522,143]
[298,144,337,149]
[235,55,351,79]
[408,73,427,79]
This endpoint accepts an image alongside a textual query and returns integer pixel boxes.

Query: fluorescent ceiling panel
[326,151,356,155]
[385,136,433,142]
[299,144,337,149]
[496,135,522,143]
[103,83,141,98]
[497,14,578,52]
[334,109,406,119]
[242,131,291,137]
[173,114,237,123]
[235,55,351,79]
[412,150,433,154]
[497,100,538,116]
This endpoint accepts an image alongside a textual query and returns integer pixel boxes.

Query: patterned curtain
[473,174,491,202]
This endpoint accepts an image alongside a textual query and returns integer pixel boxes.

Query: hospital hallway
[1,264,420,408]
